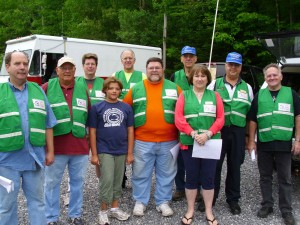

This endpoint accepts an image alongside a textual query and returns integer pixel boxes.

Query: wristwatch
[191,131,196,139]
[205,131,212,140]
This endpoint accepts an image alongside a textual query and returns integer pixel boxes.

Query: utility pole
[163,13,167,70]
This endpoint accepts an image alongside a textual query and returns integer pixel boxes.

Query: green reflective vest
[180,89,221,145]
[132,80,178,128]
[0,82,47,151]
[47,78,88,137]
[174,69,191,91]
[115,70,143,99]
[76,76,105,105]
[215,78,251,127]
[258,86,294,142]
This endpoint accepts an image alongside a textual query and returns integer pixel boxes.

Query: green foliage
[0,0,299,71]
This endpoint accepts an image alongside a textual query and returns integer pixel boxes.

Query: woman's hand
[195,133,209,145]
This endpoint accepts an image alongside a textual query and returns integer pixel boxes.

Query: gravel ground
[17,153,300,225]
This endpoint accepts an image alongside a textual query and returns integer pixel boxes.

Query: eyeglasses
[147,67,162,71]
[59,66,74,71]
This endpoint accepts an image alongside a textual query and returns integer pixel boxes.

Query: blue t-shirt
[88,101,134,155]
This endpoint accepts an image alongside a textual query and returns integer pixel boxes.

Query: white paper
[170,143,180,160]
[0,176,14,193]
[192,139,222,159]
[251,149,256,161]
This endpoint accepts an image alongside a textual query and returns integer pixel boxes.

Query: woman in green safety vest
[175,65,224,225]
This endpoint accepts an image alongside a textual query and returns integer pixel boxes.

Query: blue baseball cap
[181,46,196,55]
[226,52,242,65]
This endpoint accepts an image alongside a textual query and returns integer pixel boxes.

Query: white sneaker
[98,210,110,225]
[156,202,174,216]
[133,202,146,216]
[108,208,130,221]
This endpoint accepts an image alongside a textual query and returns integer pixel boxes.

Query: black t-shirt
[247,88,300,151]
[84,78,96,91]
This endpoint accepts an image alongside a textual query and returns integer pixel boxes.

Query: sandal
[181,215,193,225]
[206,217,218,225]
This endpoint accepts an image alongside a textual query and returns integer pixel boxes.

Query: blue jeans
[0,165,46,225]
[132,140,177,206]
[44,155,88,223]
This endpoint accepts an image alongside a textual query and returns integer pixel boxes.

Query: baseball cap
[226,52,242,65]
[181,46,196,55]
[57,56,76,67]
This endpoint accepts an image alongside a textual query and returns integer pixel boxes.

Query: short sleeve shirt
[88,101,134,155]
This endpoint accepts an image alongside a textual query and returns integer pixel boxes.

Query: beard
[148,74,162,82]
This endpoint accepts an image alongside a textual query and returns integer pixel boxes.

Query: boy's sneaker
[109,208,130,221]
[156,202,174,217]
[133,202,146,216]
[68,217,84,225]
[47,222,58,225]
[98,210,110,225]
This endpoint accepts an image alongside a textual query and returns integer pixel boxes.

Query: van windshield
[29,50,40,76]
[256,31,300,62]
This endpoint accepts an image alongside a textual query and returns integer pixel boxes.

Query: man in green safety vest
[247,63,300,225]
[0,51,57,225]
[43,56,90,225]
[112,49,147,188]
[76,53,105,105]
[207,52,253,215]
[112,49,146,100]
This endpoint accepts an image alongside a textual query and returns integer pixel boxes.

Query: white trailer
[0,34,162,84]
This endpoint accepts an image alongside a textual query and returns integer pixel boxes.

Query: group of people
[0,46,299,225]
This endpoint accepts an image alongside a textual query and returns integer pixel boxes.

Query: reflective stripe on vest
[47,78,88,137]
[132,80,178,127]
[115,70,143,99]
[179,89,220,145]
[215,78,251,127]
[174,69,191,91]
[75,76,105,105]
[257,86,294,142]
[0,82,47,151]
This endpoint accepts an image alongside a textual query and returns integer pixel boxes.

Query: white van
[0,34,162,84]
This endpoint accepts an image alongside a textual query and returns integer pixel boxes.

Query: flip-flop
[206,217,219,225]
[181,215,193,225]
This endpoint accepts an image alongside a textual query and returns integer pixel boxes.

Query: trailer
[0,34,162,84]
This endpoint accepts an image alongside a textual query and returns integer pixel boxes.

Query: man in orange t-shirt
[123,57,181,217]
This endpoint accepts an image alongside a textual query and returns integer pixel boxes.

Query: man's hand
[91,154,100,166]
[292,141,300,155]
[45,152,54,166]
[246,140,257,155]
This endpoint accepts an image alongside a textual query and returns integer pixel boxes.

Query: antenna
[61,9,64,36]
[208,0,220,70]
